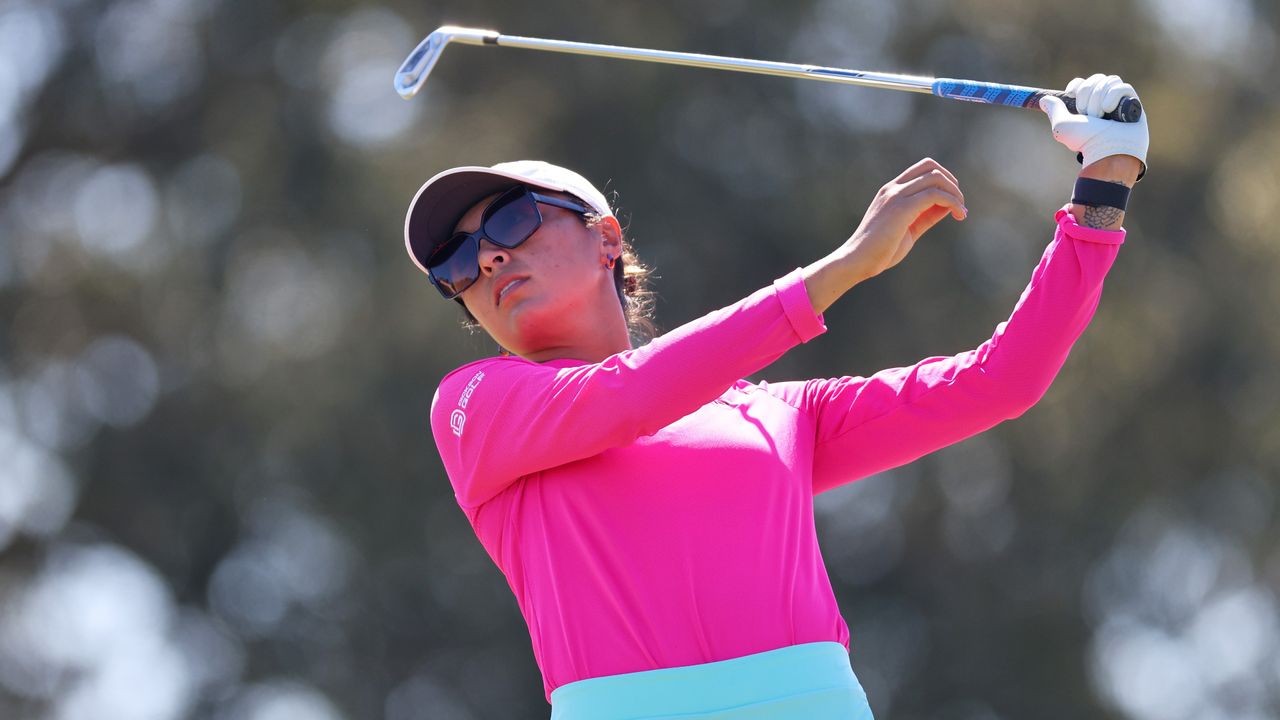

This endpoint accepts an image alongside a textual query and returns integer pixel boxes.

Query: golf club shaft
[395,28,1142,123]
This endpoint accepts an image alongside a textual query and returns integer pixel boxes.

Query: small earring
[605,254,616,270]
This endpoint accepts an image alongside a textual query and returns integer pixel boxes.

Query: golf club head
[395,26,500,99]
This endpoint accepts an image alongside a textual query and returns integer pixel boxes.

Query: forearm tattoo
[1082,204,1124,229]
[1080,179,1128,230]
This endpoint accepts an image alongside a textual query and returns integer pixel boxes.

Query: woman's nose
[476,240,510,274]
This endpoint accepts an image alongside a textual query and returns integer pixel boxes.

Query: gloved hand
[1040,74,1149,177]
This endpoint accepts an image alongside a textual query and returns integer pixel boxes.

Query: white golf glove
[1040,74,1148,176]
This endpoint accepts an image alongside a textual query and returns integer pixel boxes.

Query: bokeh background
[2,0,1278,718]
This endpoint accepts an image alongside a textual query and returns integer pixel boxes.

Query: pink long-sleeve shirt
[430,207,1124,702]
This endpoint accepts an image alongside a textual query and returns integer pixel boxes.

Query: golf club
[395,26,1143,123]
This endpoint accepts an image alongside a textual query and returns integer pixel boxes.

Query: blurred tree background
[1,0,1278,718]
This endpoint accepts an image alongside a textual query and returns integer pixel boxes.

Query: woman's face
[453,189,620,356]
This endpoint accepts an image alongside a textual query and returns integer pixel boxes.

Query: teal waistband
[549,641,873,720]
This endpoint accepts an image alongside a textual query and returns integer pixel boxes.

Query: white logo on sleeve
[451,370,485,437]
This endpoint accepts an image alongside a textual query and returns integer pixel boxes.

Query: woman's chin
[499,297,560,345]
[506,301,578,345]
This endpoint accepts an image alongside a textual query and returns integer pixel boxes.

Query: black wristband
[1072,177,1131,211]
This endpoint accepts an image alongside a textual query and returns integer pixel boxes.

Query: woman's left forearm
[1070,155,1143,231]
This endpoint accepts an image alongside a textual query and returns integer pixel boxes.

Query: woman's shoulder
[438,355,529,387]
[431,356,529,419]
[435,354,583,397]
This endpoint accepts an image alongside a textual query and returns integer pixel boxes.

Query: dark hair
[456,195,657,346]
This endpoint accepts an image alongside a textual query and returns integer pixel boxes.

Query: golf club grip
[932,79,1143,122]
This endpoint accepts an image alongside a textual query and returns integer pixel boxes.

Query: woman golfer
[407,74,1148,719]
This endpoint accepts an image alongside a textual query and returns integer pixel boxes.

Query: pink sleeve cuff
[773,268,828,343]
[1055,204,1127,245]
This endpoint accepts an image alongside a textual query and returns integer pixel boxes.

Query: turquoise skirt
[549,641,874,720]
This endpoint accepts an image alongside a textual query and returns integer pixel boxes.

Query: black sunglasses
[424,186,593,299]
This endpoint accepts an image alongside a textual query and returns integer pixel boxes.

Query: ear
[593,215,624,261]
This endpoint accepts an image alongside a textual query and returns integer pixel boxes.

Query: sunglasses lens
[428,235,480,298]
[483,189,541,248]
